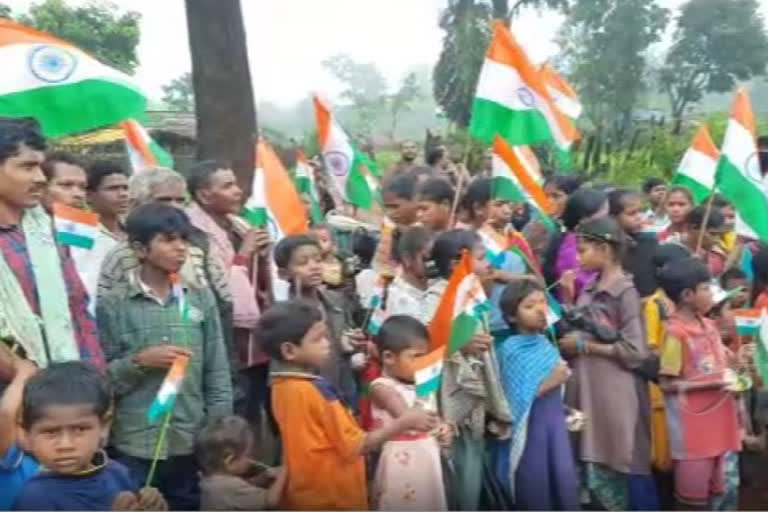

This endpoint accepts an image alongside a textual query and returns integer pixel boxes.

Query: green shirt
[97,272,232,460]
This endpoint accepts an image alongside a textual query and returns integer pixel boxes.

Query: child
[0,360,39,509]
[382,172,421,229]
[721,267,752,310]
[311,224,345,288]
[196,415,286,510]
[386,226,441,324]
[642,177,668,228]
[560,216,656,511]
[493,280,580,510]
[14,362,167,511]
[97,203,233,510]
[681,206,728,277]
[657,258,741,509]
[659,186,694,242]
[273,234,363,408]
[609,188,659,298]
[261,300,438,510]
[370,315,451,510]
[415,177,455,232]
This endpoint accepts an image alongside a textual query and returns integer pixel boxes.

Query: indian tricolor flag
[170,273,189,322]
[243,139,308,238]
[716,89,768,243]
[313,95,379,210]
[672,124,720,204]
[492,136,553,217]
[540,63,582,120]
[147,355,189,423]
[470,21,578,153]
[52,202,99,249]
[428,250,490,354]
[733,308,761,336]
[414,346,446,397]
[294,150,323,224]
[122,119,174,174]
[0,19,145,137]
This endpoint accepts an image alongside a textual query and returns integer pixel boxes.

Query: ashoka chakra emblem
[29,45,78,84]
[325,151,350,177]
[516,87,536,108]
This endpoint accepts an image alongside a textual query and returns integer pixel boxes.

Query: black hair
[608,188,641,216]
[22,361,111,429]
[657,257,711,303]
[403,166,436,182]
[0,118,46,165]
[396,226,434,263]
[685,205,725,231]
[273,234,319,269]
[417,177,455,206]
[666,186,694,205]
[256,300,323,360]
[562,187,607,231]
[383,172,419,200]
[652,243,690,274]
[86,160,128,191]
[642,177,666,194]
[461,177,492,220]
[721,267,747,288]
[125,202,194,246]
[196,415,253,475]
[352,229,377,269]
[374,315,429,355]
[577,216,625,261]
[426,146,446,167]
[499,280,545,328]
[41,151,84,181]
[430,229,482,278]
[543,174,582,195]
[186,160,232,199]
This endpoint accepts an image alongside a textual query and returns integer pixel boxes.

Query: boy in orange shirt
[260,300,438,510]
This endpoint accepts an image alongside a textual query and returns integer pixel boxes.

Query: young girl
[311,224,345,288]
[493,280,580,510]
[659,186,694,242]
[680,206,728,277]
[560,216,656,510]
[370,316,451,510]
[197,416,287,510]
[382,173,421,229]
[429,229,511,510]
[524,174,582,263]
[415,177,455,233]
[386,226,441,324]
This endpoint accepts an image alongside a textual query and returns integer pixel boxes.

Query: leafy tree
[322,54,389,135]
[388,72,424,138]
[18,0,140,73]
[0,3,10,18]
[161,72,195,112]
[558,0,668,140]
[492,0,571,21]
[660,0,768,132]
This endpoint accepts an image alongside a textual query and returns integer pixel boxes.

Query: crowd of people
[1,117,768,512]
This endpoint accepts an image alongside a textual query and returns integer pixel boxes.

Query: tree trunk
[185,0,256,197]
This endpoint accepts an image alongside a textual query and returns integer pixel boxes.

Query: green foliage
[559,0,668,139]
[17,0,140,74]
[0,3,10,18]
[389,72,424,138]
[660,0,768,122]
[323,54,389,135]
[162,72,195,112]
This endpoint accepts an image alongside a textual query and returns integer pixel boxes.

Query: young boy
[97,203,232,510]
[658,258,741,508]
[642,177,668,225]
[310,224,345,289]
[415,177,454,232]
[13,361,166,510]
[261,300,438,510]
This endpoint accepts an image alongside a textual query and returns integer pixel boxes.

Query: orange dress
[272,372,368,510]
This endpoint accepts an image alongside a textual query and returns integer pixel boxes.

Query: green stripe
[242,207,268,228]
[470,97,554,146]
[345,149,379,211]
[0,79,146,138]
[737,325,760,336]
[148,139,174,168]
[671,172,710,204]
[56,231,94,249]
[416,374,442,397]
[491,176,525,202]
[296,176,324,224]
[448,312,480,354]
[716,156,768,242]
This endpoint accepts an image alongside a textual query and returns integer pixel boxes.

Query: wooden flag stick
[448,137,472,227]
[694,190,718,256]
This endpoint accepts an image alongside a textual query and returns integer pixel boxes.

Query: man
[0,118,103,380]
[41,151,87,210]
[390,140,419,175]
[184,161,271,427]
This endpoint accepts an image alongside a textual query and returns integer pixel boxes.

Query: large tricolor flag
[716,89,768,243]
[121,119,174,174]
[540,63,582,120]
[671,124,720,204]
[52,202,99,250]
[470,21,578,153]
[313,95,379,210]
[147,355,189,423]
[294,150,323,224]
[428,250,491,354]
[414,346,446,397]
[0,19,145,137]
[492,136,553,218]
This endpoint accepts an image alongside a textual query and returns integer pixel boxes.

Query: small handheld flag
[52,203,100,250]
[147,355,189,424]
[414,346,446,397]
[733,309,761,337]
[170,273,189,322]
[122,119,174,174]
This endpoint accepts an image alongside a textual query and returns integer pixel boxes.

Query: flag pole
[694,188,718,256]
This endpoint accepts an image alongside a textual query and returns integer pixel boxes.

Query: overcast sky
[11,0,768,105]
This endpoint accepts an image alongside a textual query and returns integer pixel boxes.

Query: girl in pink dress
[370,316,451,511]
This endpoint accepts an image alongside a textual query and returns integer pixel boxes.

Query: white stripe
[722,119,761,182]
[760,310,768,353]
[54,217,97,239]
[320,115,355,201]
[512,146,543,184]
[0,43,140,96]
[476,58,570,148]
[244,167,267,211]
[414,361,443,385]
[547,85,582,119]
[676,149,717,189]
[452,274,487,318]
